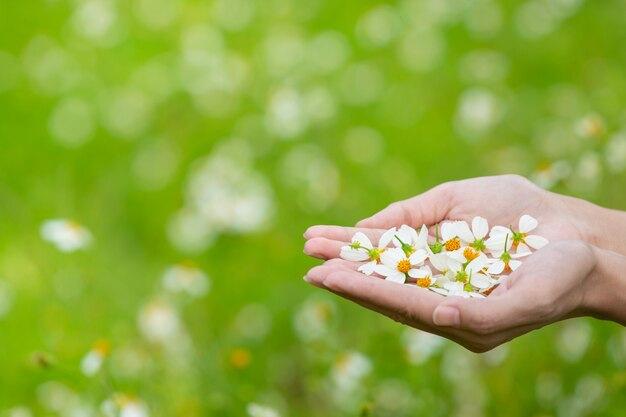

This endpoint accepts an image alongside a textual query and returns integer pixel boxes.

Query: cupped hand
[304,175,586,261]
[304,240,597,352]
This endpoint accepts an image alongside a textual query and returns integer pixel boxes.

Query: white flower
[378,224,427,253]
[137,299,181,344]
[40,219,92,252]
[246,403,281,417]
[340,232,384,275]
[428,252,462,275]
[80,340,110,377]
[331,351,372,391]
[374,247,428,284]
[487,214,548,255]
[430,281,485,298]
[101,394,149,417]
[486,250,529,274]
[440,221,474,252]
[162,263,210,297]
[467,216,490,251]
[340,232,373,261]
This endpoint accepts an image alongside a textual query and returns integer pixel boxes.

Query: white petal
[525,235,549,250]
[470,273,491,289]
[454,221,474,243]
[408,268,429,278]
[374,264,394,277]
[358,261,377,275]
[380,248,404,266]
[399,224,418,245]
[417,225,429,247]
[516,243,531,255]
[409,249,427,265]
[340,247,370,261]
[440,222,455,241]
[490,225,510,236]
[447,248,467,264]
[519,214,538,233]
[430,287,449,296]
[509,260,523,271]
[353,232,373,249]
[487,261,505,275]
[468,292,485,298]
[486,233,511,254]
[379,228,396,248]
[385,272,406,284]
[467,254,488,273]
[471,216,489,240]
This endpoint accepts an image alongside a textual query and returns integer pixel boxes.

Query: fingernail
[303,246,310,255]
[303,275,311,283]
[433,306,460,327]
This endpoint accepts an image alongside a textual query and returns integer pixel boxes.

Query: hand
[304,175,588,261]
[302,174,626,352]
[304,240,598,352]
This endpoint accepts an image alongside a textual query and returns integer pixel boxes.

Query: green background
[1,0,626,415]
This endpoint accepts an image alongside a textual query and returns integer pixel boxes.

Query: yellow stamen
[463,247,479,261]
[445,238,461,252]
[397,259,411,274]
[416,277,431,288]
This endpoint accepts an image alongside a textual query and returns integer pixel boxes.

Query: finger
[303,238,346,259]
[304,225,388,242]
[321,269,443,326]
[304,259,361,287]
[356,183,454,229]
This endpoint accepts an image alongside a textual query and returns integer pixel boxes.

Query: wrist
[583,245,626,324]
[556,193,626,255]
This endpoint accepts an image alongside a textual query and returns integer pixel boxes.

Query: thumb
[432,292,537,335]
[356,183,453,228]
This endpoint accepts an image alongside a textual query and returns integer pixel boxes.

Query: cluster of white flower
[340,215,548,298]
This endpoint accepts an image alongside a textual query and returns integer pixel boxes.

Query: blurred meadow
[1,0,626,415]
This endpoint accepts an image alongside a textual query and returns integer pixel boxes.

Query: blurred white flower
[247,403,280,417]
[332,351,372,391]
[402,329,446,365]
[293,297,335,341]
[556,320,592,363]
[162,263,210,297]
[455,88,504,139]
[137,299,181,344]
[6,407,32,417]
[81,339,111,377]
[605,133,626,173]
[40,219,93,252]
[102,394,149,417]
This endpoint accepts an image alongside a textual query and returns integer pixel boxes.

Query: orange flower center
[463,247,479,261]
[445,238,461,252]
[416,277,431,288]
[397,259,411,274]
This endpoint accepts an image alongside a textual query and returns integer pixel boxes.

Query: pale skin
[303,175,626,353]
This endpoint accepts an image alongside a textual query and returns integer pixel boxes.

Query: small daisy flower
[375,247,428,284]
[440,221,474,252]
[412,265,435,288]
[80,339,111,377]
[340,232,383,275]
[101,394,149,417]
[430,281,485,298]
[162,263,211,297]
[40,219,92,252]
[379,224,428,255]
[487,214,548,254]
[487,235,530,274]
[468,216,490,252]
